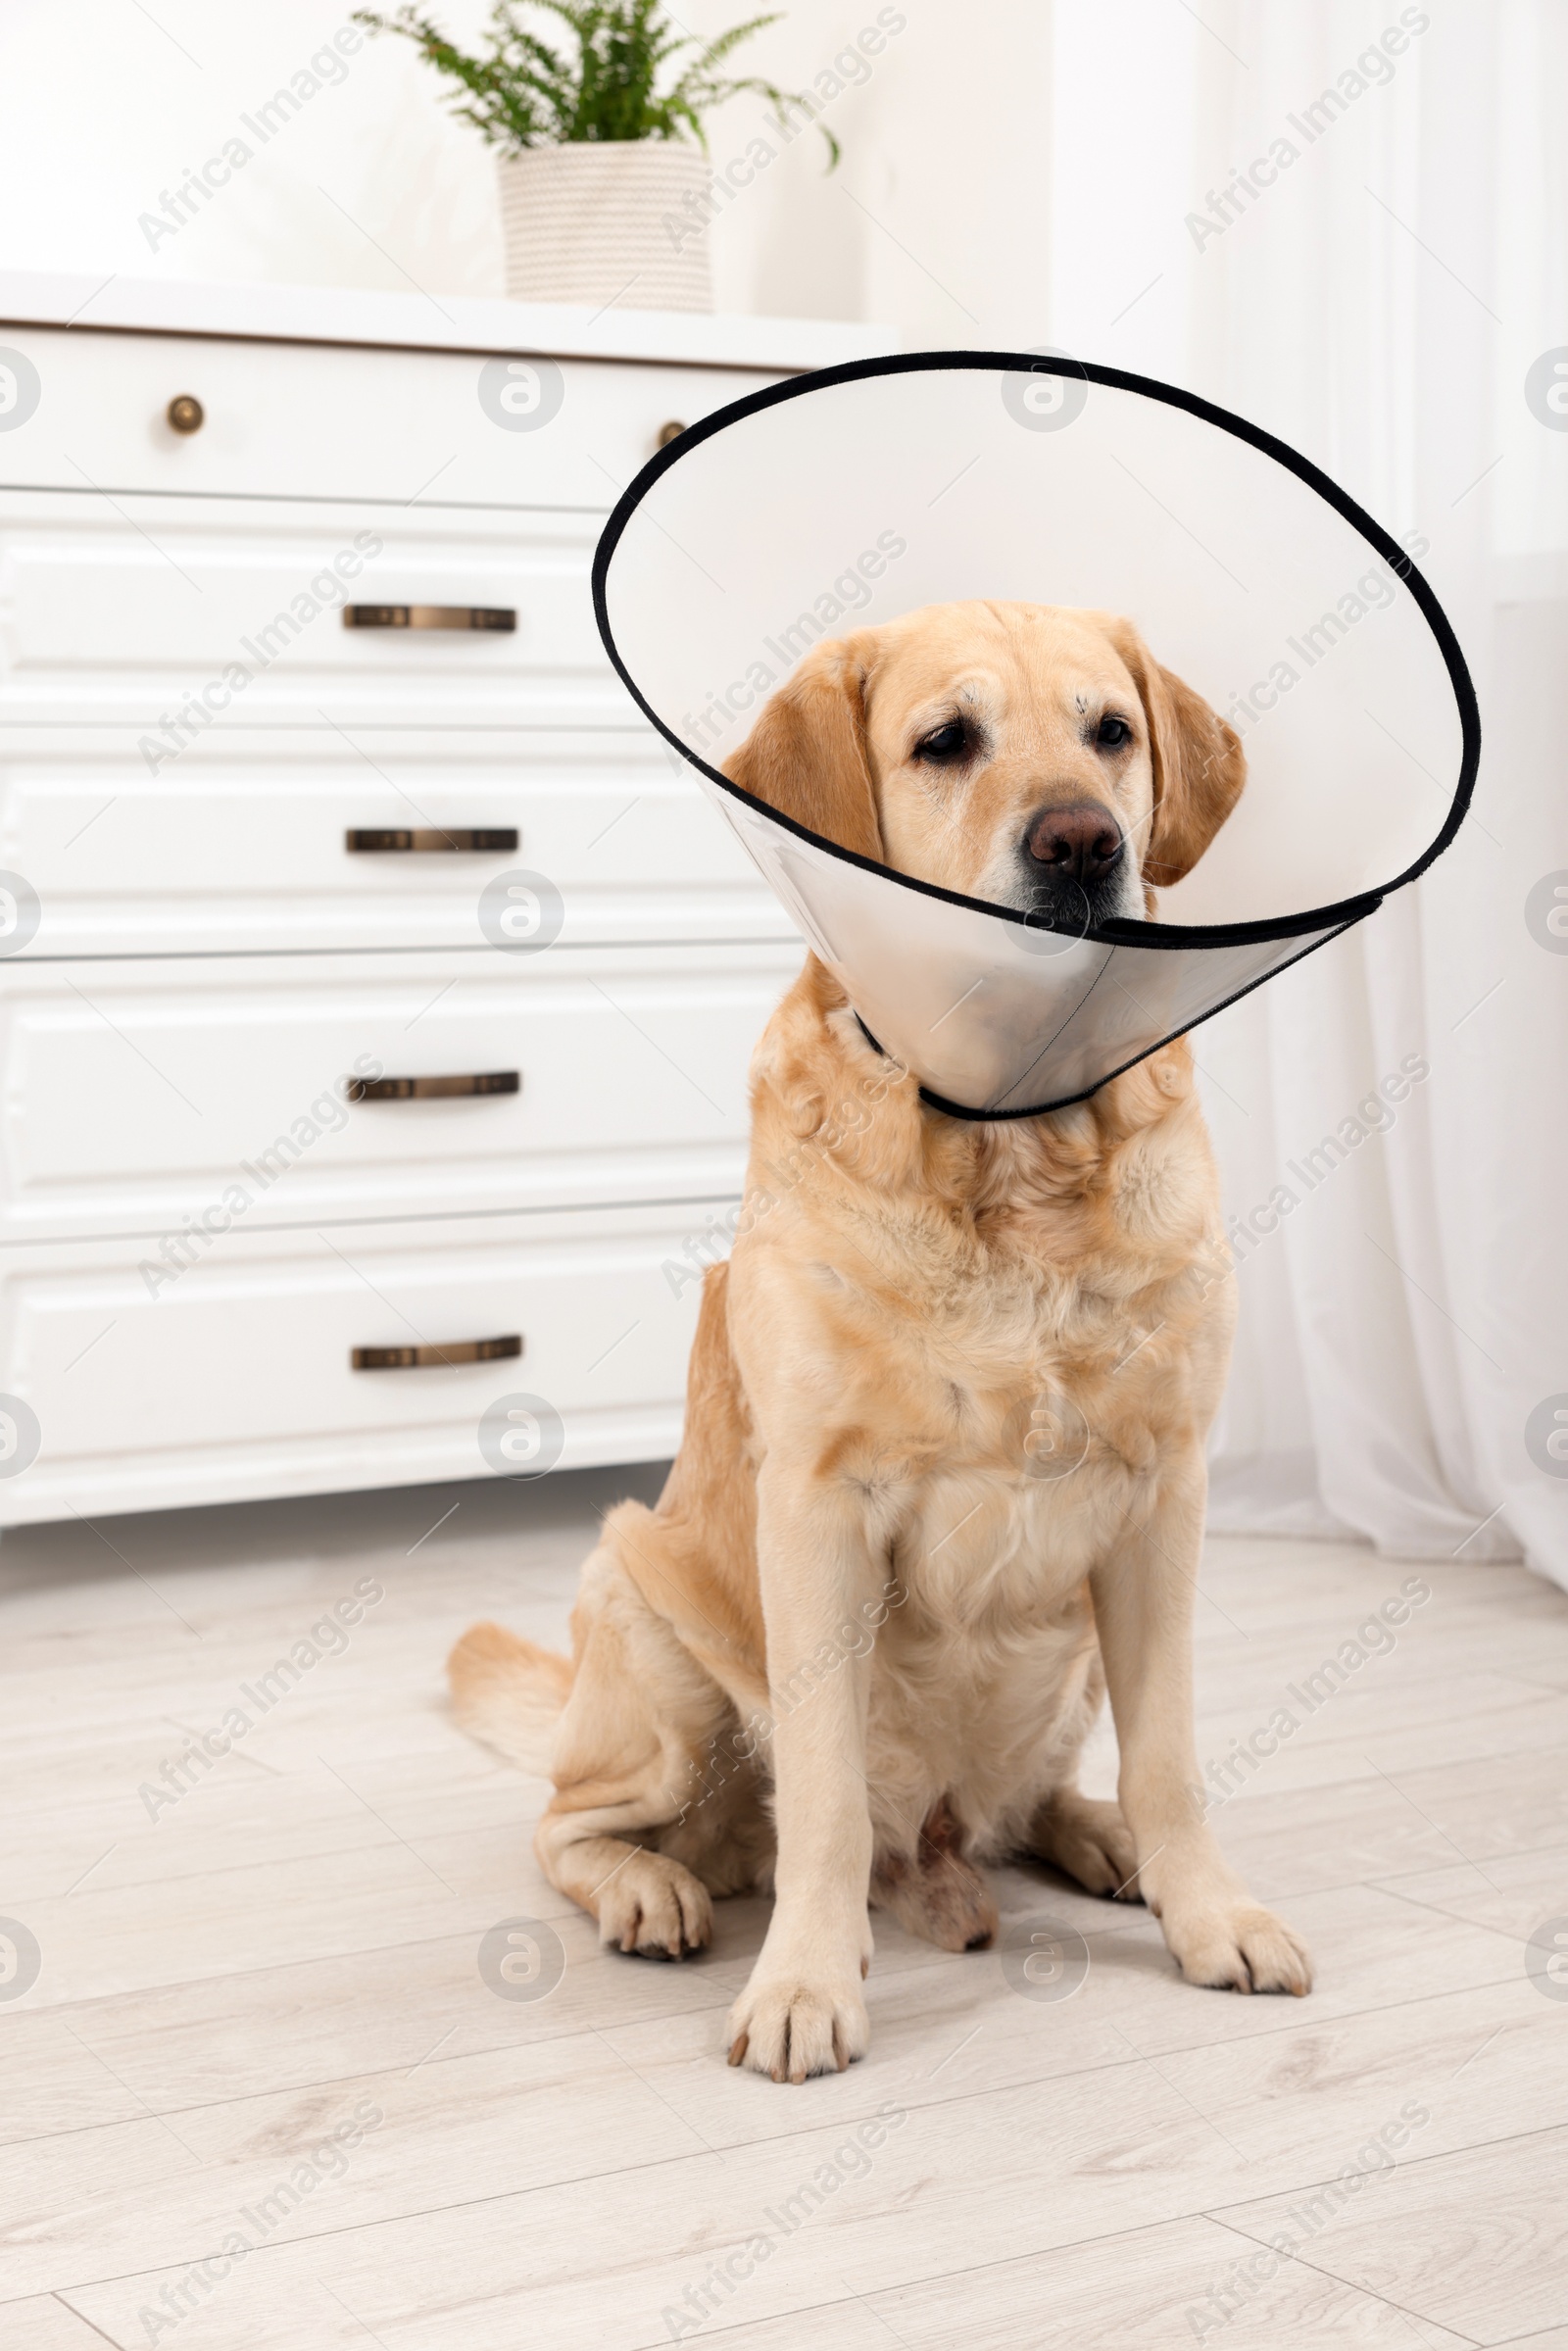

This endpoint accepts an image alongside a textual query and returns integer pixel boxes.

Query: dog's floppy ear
[1102,618,1247,890]
[721,633,883,861]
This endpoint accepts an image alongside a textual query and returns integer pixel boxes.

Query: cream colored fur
[450,602,1310,2082]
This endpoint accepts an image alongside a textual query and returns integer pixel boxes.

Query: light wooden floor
[2,1470,1566,2351]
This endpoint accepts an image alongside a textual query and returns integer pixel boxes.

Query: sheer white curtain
[1048,0,1568,1584]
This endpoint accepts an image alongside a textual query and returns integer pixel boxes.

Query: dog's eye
[914,719,970,763]
[1096,714,1133,749]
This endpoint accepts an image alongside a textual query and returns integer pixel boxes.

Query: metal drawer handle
[352,1334,522,1371]
[343,605,516,632]
[346,828,518,853]
[348,1071,519,1102]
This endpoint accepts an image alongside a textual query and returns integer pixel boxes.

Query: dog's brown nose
[1025,801,1123,882]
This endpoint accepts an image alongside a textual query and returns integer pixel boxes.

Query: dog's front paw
[1163,1899,1312,1996]
[726,1961,869,2082]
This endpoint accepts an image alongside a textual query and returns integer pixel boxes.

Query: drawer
[0,495,629,728]
[0,943,798,1242]
[0,726,788,955]
[0,324,774,506]
[0,1202,716,1526]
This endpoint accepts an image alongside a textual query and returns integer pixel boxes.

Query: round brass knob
[656,419,686,450]
[166,394,204,435]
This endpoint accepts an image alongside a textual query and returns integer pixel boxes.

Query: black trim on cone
[592,348,1480,954]
[853,919,1358,1120]
[593,351,1477,1115]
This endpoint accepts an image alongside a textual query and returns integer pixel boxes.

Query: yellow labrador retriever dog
[452,601,1312,2082]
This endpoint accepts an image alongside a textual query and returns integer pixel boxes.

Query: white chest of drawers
[0,272,894,1526]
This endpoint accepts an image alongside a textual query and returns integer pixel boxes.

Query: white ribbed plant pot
[497,142,713,313]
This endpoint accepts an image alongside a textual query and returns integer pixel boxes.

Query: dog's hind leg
[1027,1787,1143,1900]
[1007,1628,1143,1901]
[531,1508,751,1959]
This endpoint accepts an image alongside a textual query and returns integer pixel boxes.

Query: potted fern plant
[355,1,837,314]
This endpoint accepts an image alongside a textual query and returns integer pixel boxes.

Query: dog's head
[722,600,1245,928]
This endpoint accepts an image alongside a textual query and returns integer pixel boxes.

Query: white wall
[7,0,1556,1569]
[0,0,1052,344]
[1,2,502,300]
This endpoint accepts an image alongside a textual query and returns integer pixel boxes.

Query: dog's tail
[447,1621,573,1775]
